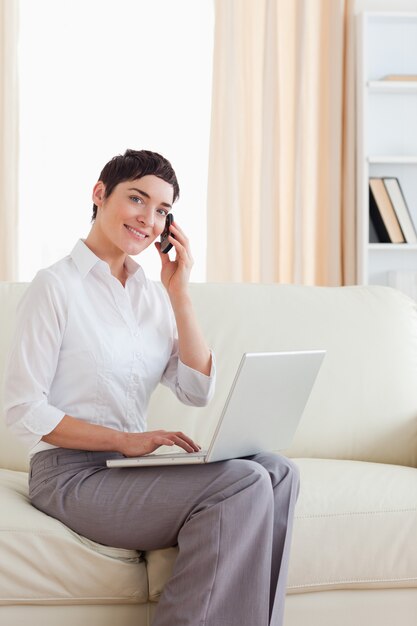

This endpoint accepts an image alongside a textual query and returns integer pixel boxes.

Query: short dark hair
[91,149,180,221]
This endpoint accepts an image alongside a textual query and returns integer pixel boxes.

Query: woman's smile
[124,224,149,240]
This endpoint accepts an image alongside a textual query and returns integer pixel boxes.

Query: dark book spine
[369,185,390,243]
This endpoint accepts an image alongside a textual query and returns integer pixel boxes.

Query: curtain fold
[0,0,19,281]
[207,0,356,285]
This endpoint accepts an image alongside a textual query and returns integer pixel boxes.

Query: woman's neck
[84,229,128,287]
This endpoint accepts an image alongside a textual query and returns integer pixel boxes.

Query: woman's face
[92,175,174,256]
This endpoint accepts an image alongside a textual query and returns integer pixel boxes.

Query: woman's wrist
[115,431,131,456]
[168,288,192,312]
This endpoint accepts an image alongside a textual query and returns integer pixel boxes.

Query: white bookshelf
[356,12,417,291]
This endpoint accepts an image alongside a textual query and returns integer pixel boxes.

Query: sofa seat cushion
[139,456,417,602]
[3,458,417,605]
[287,458,417,593]
[0,469,148,605]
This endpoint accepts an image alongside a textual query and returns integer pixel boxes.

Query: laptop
[106,350,325,468]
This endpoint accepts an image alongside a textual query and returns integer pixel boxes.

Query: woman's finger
[169,223,191,253]
[169,221,188,242]
[167,235,189,261]
[162,431,200,452]
[174,432,201,452]
[154,241,170,265]
[168,235,194,266]
[174,431,201,450]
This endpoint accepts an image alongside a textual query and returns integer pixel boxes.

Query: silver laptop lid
[206,350,325,463]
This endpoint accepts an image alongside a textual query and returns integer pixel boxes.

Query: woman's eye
[130,196,143,204]
[157,208,168,216]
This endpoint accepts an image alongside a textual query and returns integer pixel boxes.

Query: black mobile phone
[160,213,174,254]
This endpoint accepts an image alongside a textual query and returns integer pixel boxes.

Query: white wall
[18,0,214,282]
[356,0,417,12]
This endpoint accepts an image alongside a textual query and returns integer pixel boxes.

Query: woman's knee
[226,458,274,496]
[251,452,300,488]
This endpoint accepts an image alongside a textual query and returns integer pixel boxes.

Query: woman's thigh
[29,448,273,550]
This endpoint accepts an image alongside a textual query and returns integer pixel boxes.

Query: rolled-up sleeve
[161,342,216,407]
[3,270,67,450]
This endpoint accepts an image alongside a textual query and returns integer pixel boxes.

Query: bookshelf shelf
[367,81,417,93]
[368,156,417,164]
[369,243,417,252]
[357,12,417,297]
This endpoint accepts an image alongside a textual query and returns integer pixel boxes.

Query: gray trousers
[29,448,300,626]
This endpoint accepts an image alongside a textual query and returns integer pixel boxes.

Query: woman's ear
[92,181,106,207]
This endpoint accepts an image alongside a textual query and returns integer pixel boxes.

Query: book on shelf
[383,177,417,244]
[369,178,405,243]
[381,74,417,82]
[368,217,380,244]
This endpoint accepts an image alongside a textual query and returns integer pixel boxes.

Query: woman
[4,149,299,626]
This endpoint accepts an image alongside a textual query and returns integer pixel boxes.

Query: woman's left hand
[155,220,193,299]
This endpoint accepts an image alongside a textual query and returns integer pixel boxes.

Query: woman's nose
[138,208,155,227]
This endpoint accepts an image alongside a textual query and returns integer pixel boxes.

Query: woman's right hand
[119,430,201,457]
[40,416,200,458]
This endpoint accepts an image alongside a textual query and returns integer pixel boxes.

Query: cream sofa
[1,281,417,626]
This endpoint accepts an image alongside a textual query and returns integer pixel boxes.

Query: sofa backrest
[148,283,417,469]
[0,283,32,471]
[1,281,417,472]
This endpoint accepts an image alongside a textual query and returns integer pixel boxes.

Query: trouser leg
[151,459,274,626]
[249,453,300,625]
[29,449,299,626]
[152,453,299,626]
[30,450,275,626]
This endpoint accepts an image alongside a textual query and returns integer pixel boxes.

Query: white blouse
[3,239,215,457]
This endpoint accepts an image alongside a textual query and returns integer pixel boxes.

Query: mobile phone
[160,213,174,254]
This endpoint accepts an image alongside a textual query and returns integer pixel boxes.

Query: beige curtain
[207,0,356,285]
[0,0,19,281]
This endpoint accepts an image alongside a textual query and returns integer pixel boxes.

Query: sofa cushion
[287,458,417,593]
[2,458,416,606]
[0,469,148,605]
[146,457,417,601]
[0,283,30,472]
[146,547,178,602]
